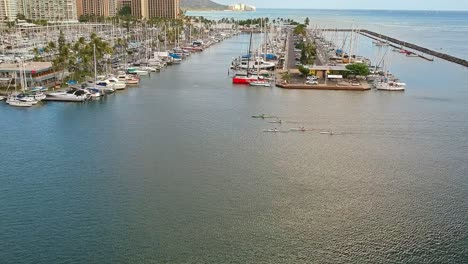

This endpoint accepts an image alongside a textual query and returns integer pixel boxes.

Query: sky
[217,0,468,11]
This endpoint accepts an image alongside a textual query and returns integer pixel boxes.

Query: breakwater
[323,29,468,68]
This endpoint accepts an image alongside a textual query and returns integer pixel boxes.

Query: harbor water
[1,11,468,264]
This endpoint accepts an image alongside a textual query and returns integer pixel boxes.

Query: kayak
[269,120,282,124]
[263,129,288,133]
[252,115,276,119]
[290,128,310,132]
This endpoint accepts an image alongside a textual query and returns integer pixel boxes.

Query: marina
[1,8,468,264]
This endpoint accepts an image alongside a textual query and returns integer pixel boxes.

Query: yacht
[375,80,406,91]
[96,79,116,90]
[127,67,149,76]
[232,58,276,70]
[117,74,139,85]
[249,80,271,87]
[139,66,158,72]
[106,77,127,90]
[15,93,38,105]
[45,88,90,102]
[6,96,34,107]
[29,87,47,101]
[84,87,102,98]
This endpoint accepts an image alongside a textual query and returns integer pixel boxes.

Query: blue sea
[188,9,468,60]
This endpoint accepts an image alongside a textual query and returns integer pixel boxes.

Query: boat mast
[246,32,253,77]
[93,44,97,83]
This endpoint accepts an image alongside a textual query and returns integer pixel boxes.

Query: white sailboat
[6,60,37,107]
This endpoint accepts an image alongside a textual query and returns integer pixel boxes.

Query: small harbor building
[0,62,66,88]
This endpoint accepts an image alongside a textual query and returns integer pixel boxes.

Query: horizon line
[189,8,468,12]
[257,7,468,12]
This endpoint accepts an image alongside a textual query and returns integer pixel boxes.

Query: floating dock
[275,83,371,91]
[322,29,468,68]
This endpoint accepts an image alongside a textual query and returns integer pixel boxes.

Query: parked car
[307,76,319,81]
[306,80,318,85]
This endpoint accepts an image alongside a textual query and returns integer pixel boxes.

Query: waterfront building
[0,0,18,21]
[0,62,66,88]
[132,0,179,19]
[17,0,78,22]
[77,0,118,17]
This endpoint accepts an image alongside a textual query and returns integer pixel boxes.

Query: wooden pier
[322,29,468,68]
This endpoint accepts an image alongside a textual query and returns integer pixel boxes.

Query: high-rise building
[0,0,18,21]
[130,0,147,19]
[76,0,83,17]
[17,0,78,22]
[108,0,116,16]
[131,0,179,19]
[78,0,118,17]
[148,0,179,19]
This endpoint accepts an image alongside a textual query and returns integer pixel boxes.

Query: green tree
[300,48,307,65]
[16,13,26,20]
[58,30,66,51]
[294,24,306,36]
[305,17,310,26]
[118,6,131,16]
[345,63,370,76]
[298,65,310,78]
[281,71,292,84]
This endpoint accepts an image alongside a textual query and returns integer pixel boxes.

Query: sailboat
[375,61,406,91]
[6,60,36,107]
[233,32,259,84]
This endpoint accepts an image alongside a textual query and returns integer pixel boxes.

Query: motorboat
[45,88,90,102]
[172,58,182,64]
[139,66,158,72]
[106,77,127,90]
[83,82,114,94]
[127,67,149,76]
[29,87,47,101]
[376,81,406,91]
[96,79,115,90]
[249,80,271,87]
[117,74,140,85]
[15,93,38,105]
[6,96,34,107]
[85,87,101,98]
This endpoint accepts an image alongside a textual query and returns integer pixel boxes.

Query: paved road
[286,30,297,70]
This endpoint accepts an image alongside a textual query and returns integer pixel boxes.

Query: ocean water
[1,11,468,264]
[188,9,468,60]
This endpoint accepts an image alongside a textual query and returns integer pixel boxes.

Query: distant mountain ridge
[180,0,228,10]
